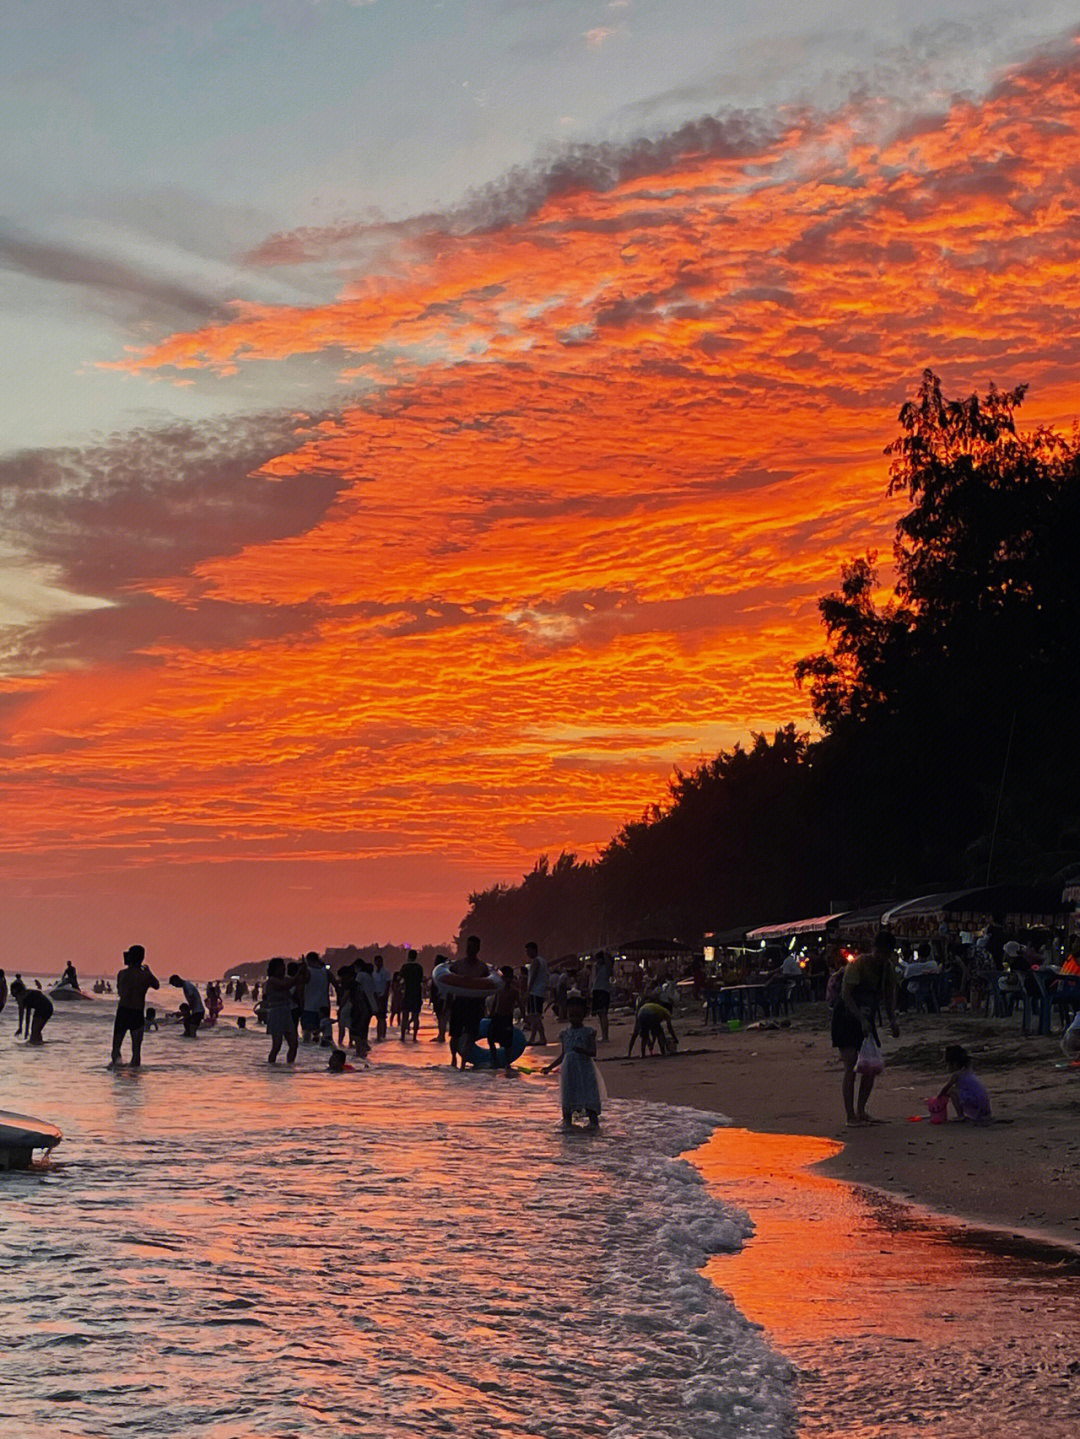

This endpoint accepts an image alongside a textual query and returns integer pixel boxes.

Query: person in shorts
[399,950,424,1041]
[23,988,54,1045]
[524,941,549,1046]
[589,950,613,1043]
[487,966,518,1074]
[110,945,160,1068]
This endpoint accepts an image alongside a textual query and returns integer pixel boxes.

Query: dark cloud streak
[0,224,224,322]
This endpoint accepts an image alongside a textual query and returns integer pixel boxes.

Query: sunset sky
[4,3,1080,976]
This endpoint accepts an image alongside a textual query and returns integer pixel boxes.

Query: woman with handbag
[832,929,900,1126]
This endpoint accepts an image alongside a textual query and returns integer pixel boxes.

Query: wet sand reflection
[691,1127,1080,1436]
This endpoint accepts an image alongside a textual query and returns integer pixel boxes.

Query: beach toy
[727,1018,741,1031]
[465,1019,527,1070]
[431,962,502,999]
[0,1111,62,1170]
[926,1095,948,1124]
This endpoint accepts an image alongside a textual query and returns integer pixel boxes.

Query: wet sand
[689,1126,1080,1437]
[598,1002,1080,1248]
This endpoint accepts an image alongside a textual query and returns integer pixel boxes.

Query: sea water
[0,1001,795,1439]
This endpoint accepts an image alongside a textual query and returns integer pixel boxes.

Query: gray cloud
[0,225,226,323]
[1,411,352,599]
[244,109,772,266]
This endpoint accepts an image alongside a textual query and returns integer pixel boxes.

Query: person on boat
[60,961,80,991]
[23,988,55,1045]
[110,946,160,1068]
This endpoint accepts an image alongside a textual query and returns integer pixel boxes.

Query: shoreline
[597,1002,1080,1249]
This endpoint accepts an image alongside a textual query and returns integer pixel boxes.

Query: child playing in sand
[938,1044,992,1123]
[543,991,603,1130]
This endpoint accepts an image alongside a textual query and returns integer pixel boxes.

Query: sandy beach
[599,1001,1080,1248]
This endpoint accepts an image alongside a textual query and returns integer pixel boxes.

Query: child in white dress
[544,992,603,1129]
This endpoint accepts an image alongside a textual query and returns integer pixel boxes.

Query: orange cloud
[7,41,1080,967]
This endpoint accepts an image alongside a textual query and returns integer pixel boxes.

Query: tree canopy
[456,372,1080,957]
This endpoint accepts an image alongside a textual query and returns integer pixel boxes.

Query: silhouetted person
[372,954,391,1040]
[23,989,54,1044]
[263,957,301,1064]
[60,960,80,990]
[399,950,424,1041]
[524,941,549,1046]
[169,975,205,1036]
[447,935,490,1069]
[11,974,28,1036]
[0,968,6,1018]
[110,945,159,1068]
[429,956,450,1043]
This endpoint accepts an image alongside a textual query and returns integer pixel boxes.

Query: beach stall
[745,913,848,948]
[613,937,694,994]
[836,901,903,951]
[881,886,1067,941]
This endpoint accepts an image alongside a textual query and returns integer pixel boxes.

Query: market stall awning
[616,937,694,953]
[882,886,1067,929]
[745,913,847,941]
[836,902,899,935]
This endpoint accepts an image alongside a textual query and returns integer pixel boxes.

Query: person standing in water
[589,950,613,1043]
[371,954,391,1041]
[429,956,450,1043]
[447,936,490,1069]
[0,968,7,1018]
[831,928,900,1125]
[300,951,333,1045]
[399,950,424,1041]
[524,941,549,1047]
[487,965,518,1075]
[263,957,302,1064]
[352,961,376,1058]
[544,991,602,1129]
[110,945,160,1068]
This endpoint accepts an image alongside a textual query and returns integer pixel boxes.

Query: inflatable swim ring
[466,1018,527,1070]
[431,962,502,999]
[0,1110,62,1171]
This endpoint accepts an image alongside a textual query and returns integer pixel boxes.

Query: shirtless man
[447,936,491,1069]
[110,945,160,1068]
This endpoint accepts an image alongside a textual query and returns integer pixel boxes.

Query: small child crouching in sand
[937,1044,992,1123]
[544,992,603,1130]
